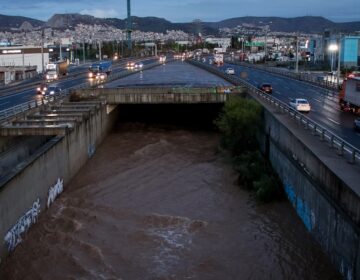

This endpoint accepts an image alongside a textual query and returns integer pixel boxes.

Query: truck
[339,74,360,115]
[45,61,68,81]
[214,53,224,66]
[88,60,112,80]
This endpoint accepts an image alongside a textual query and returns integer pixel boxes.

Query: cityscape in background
[0,13,359,85]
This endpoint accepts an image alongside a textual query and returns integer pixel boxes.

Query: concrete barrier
[0,101,118,260]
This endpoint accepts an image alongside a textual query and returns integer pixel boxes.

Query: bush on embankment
[215,96,282,202]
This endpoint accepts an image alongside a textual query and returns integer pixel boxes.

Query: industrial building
[0,46,50,84]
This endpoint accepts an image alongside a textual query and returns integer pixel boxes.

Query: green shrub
[215,96,282,203]
[215,96,262,155]
[253,175,280,203]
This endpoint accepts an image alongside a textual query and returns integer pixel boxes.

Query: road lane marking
[313,98,322,103]
[327,117,340,125]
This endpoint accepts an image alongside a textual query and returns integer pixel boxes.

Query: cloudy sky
[1,0,359,22]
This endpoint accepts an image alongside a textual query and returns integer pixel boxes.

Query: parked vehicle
[225,67,235,75]
[88,60,112,79]
[289,98,311,112]
[258,83,273,94]
[36,83,48,95]
[45,61,68,81]
[339,75,360,115]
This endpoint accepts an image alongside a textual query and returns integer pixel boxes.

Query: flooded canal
[0,110,341,279]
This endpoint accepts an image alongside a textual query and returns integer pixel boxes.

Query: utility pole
[59,39,62,61]
[264,27,268,61]
[295,33,299,73]
[82,40,85,64]
[98,41,102,61]
[41,29,44,73]
[126,0,132,50]
[337,35,341,85]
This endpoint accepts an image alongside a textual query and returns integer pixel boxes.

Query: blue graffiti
[284,183,313,232]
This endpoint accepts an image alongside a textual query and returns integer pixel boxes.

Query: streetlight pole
[337,37,341,85]
[295,33,299,73]
[98,41,102,61]
[83,40,85,64]
[328,43,339,83]
[41,29,44,73]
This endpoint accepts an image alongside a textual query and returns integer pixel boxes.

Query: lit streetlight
[328,44,338,71]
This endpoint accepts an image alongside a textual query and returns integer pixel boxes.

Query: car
[258,83,272,94]
[289,98,311,112]
[44,86,62,96]
[135,62,144,69]
[354,118,360,132]
[225,67,235,75]
[126,61,135,69]
[36,83,48,95]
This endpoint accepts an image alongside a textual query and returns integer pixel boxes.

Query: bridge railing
[189,59,360,164]
[226,60,340,91]
[0,60,162,124]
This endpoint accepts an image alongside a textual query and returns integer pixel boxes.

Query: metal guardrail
[0,60,162,124]
[227,60,340,91]
[189,59,360,164]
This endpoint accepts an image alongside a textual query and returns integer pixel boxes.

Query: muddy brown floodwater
[0,123,341,280]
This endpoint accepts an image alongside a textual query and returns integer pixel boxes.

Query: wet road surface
[0,123,341,280]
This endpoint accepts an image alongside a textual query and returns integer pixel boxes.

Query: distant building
[308,36,324,63]
[0,46,50,73]
[340,36,360,68]
[205,38,231,49]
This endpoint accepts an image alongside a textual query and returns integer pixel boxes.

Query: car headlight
[37,87,40,91]
[46,75,49,79]
[89,73,93,78]
[54,74,58,79]
[44,87,47,91]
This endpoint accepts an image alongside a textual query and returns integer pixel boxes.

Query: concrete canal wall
[258,98,360,280]
[0,102,118,260]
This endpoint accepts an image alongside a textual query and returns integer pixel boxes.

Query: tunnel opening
[115,103,224,130]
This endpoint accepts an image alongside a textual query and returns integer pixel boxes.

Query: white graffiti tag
[47,178,64,208]
[4,199,41,252]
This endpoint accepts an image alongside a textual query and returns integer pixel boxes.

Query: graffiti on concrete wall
[88,144,96,158]
[4,199,41,252]
[284,183,315,232]
[47,178,64,208]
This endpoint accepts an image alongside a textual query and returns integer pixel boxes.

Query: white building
[205,38,231,49]
[0,46,50,73]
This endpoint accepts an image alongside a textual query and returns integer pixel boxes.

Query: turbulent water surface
[0,123,340,280]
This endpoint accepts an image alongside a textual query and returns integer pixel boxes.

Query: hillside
[0,13,359,34]
[0,14,43,31]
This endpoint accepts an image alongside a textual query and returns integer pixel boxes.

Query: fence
[188,59,360,164]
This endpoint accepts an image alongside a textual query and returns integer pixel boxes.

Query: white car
[289,98,311,112]
[225,67,235,75]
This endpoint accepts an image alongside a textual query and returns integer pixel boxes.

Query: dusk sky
[1,0,359,22]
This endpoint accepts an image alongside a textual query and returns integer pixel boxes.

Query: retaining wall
[0,103,118,260]
[258,99,360,280]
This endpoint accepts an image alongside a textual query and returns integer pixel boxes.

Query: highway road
[1,56,359,150]
[216,62,360,149]
[0,57,158,111]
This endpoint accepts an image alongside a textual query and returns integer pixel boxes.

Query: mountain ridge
[0,13,359,34]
